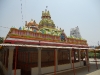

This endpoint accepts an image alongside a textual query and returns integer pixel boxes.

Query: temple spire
[45,6,48,12]
[46,6,48,10]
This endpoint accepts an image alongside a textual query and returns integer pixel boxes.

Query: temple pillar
[86,50,89,64]
[86,49,90,72]
[7,46,15,75]
[78,50,81,66]
[79,50,81,61]
[37,48,42,75]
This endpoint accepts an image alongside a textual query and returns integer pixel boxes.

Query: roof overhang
[0,43,98,50]
[4,38,89,48]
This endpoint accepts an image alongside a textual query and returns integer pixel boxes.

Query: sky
[0,0,100,46]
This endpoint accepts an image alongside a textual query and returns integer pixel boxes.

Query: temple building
[0,8,89,75]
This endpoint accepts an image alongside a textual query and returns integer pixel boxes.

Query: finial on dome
[45,6,48,12]
[25,21,27,26]
[42,11,44,16]
[46,6,48,9]
[31,19,33,21]
[47,11,50,17]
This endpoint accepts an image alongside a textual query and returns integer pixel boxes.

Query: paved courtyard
[0,58,100,75]
[57,58,100,75]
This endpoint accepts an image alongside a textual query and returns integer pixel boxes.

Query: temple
[0,8,89,75]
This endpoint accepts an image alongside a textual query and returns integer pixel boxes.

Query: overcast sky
[0,0,100,46]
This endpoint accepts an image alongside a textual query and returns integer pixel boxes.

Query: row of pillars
[5,46,98,75]
[37,48,86,75]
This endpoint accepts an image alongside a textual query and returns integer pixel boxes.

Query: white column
[7,46,15,75]
[37,48,42,75]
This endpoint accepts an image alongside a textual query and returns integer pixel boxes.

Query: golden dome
[29,19,34,24]
[27,19,38,27]
[28,20,38,26]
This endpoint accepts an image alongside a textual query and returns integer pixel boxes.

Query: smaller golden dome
[29,19,34,24]
[30,21,34,24]
[26,19,38,27]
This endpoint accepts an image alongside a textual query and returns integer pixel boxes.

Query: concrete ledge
[31,67,38,75]
[45,66,87,75]
[41,66,54,74]
[12,69,21,75]
[31,62,85,75]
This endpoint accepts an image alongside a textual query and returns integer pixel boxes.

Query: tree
[0,37,3,44]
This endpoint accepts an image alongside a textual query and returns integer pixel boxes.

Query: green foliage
[26,36,33,38]
[46,38,52,40]
[0,37,3,44]
[88,52,94,58]
[11,34,18,36]
[96,53,100,58]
